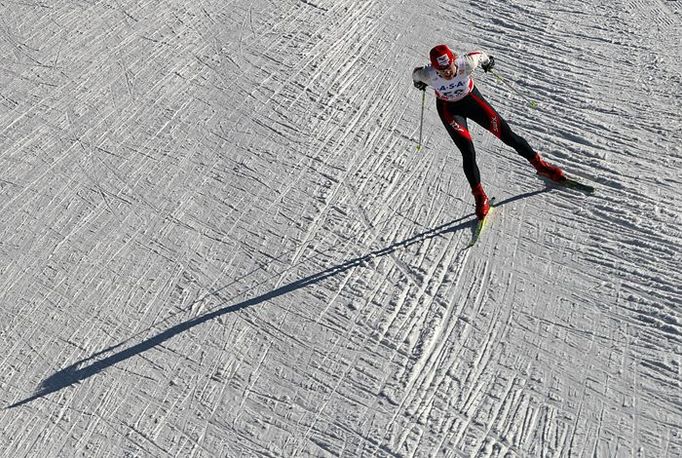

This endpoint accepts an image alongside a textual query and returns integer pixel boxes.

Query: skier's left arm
[464,51,495,74]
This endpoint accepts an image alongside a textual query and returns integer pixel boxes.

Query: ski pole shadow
[494,188,550,207]
[8,189,547,409]
[464,188,549,240]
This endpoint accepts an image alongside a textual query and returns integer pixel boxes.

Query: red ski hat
[429,44,455,70]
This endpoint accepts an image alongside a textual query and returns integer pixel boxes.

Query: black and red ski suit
[436,86,537,187]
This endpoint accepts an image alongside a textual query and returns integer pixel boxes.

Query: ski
[466,198,496,248]
[561,177,595,194]
[539,174,595,195]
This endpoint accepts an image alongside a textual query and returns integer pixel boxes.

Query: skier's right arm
[412,66,428,90]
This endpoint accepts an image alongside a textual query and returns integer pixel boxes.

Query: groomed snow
[1,0,680,456]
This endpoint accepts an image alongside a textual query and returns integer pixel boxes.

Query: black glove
[481,55,495,73]
[413,80,427,91]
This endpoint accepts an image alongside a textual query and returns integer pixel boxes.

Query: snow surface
[1,0,681,456]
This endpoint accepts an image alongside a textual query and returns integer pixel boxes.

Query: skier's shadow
[8,189,547,409]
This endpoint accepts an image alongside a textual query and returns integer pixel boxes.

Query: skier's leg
[465,87,536,159]
[466,88,566,181]
[436,99,489,219]
[437,100,479,187]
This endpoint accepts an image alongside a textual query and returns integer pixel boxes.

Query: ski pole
[491,70,538,109]
[416,89,426,151]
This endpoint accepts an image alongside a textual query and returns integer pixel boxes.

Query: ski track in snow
[0,0,680,456]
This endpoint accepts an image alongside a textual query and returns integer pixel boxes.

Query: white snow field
[1,0,681,456]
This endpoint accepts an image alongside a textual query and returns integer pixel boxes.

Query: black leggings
[437,86,536,187]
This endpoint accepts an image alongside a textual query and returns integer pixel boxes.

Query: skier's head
[429,44,455,70]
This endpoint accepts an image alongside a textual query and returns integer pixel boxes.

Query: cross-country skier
[412,44,566,220]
